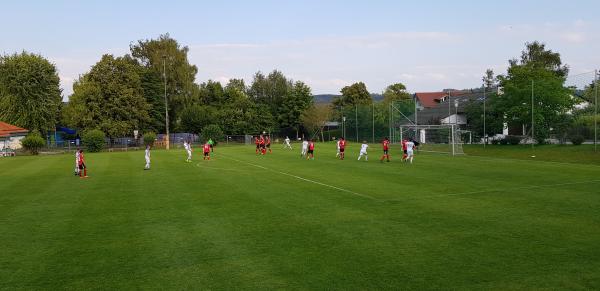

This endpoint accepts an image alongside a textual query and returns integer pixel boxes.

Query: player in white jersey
[283,136,292,149]
[336,139,341,157]
[144,145,151,170]
[357,141,369,161]
[74,148,80,176]
[184,140,192,162]
[406,139,415,163]
[301,139,309,157]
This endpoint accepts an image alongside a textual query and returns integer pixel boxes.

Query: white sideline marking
[218,154,380,201]
[385,179,600,202]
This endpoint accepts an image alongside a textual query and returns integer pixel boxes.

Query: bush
[83,129,106,152]
[201,124,224,144]
[21,131,45,155]
[504,135,521,145]
[570,134,584,146]
[143,132,157,146]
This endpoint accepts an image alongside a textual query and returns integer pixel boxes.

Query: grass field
[1,143,599,290]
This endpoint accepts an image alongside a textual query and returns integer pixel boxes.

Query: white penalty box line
[217,154,381,202]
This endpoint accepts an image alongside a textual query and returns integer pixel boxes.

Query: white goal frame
[398,124,464,156]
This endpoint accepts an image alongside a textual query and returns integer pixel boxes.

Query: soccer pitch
[1,143,599,289]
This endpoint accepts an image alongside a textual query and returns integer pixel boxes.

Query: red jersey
[308,142,315,151]
[382,140,390,150]
[339,140,346,149]
[78,152,85,165]
[259,137,265,145]
[203,143,210,153]
[255,138,259,145]
[266,137,271,145]
[402,140,407,150]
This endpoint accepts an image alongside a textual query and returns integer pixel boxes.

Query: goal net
[397,124,465,156]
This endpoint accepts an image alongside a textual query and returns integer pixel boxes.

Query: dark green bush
[83,129,106,152]
[143,132,157,146]
[201,124,224,144]
[21,131,45,155]
[570,135,584,146]
[504,135,521,145]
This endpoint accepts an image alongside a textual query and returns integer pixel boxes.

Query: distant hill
[313,93,384,104]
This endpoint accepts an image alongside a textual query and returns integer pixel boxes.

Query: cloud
[560,32,586,44]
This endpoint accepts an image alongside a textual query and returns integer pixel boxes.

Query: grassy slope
[1,143,599,290]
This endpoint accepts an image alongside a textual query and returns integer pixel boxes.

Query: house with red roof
[0,121,29,150]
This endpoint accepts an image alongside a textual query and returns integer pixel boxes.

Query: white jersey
[145,148,150,159]
[336,140,341,149]
[360,143,369,153]
[302,141,309,149]
[285,138,290,144]
[406,141,415,151]
[75,151,80,162]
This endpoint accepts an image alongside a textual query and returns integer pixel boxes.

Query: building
[411,90,480,127]
[0,122,29,150]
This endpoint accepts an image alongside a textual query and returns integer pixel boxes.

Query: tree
[179,104,217,134]
[279,81,313,137]
[140,69,165,133]
[509,41,569,77]
[496,42,574,142]
[301,104,332,142]
[333,82,371,107]
[0,52,62,133]
[63,54,151,137]
[130,34,199,128]
[482,69,496,89]
[20,131,45,155]
[382,83,411,104]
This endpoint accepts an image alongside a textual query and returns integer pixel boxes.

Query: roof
[0,122,29,138]
[414,92,447,108]
[401,91,484,125]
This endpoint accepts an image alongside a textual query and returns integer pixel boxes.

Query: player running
[283,136,292,149]
[406,139,415,164]
[74,148,80,176]
[259,135,266,155]
[338,137,346,160]
[208,138,214,152]
[336,138,341,158]
[78,149,88,178]
[307,140,315,160]
[301,139,309,157]
[203,141,211,160]
[265,136,272,153]
[255,136,260,154]
[144,145,151,170]
[380,137,391,162]
[357,141,369,161]
[401,139,408,162]
[184,140,192,162]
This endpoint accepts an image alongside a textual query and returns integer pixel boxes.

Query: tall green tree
[0,52,62,133]
[333,82,371,107]
[63,54,151,137]
[130,34,199,128]
[279,81,313,136]
[496,41,574,142]
[382,83,411,104]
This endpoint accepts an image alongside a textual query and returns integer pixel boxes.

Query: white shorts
[360,151,367,155]
[407,150,414,157]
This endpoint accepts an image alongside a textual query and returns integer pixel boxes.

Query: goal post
[398,124,465,156]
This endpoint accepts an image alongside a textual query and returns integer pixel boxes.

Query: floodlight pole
[163,55,170,150]
[483,86,486,148]
[531,80,534,151]
[595,69,598,152]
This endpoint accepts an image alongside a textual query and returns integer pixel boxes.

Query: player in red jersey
[203,142,211,160]
[255,136,260,154]
[338,137,346,160]
[401,139,408,162]
[259,135,266,155]
[380,137,391,162]
[307,140,315,160]
[266,136,272,153]
[78,149,88,178]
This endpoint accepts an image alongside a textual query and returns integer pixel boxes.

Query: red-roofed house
[414,92,447,109]
[0,122,29,150]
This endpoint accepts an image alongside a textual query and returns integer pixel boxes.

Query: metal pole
[414,94,418,141]
[531,80,534,151]
[163,56,170,150]
[388,103,392,143]
[483,86,486,147]
[448,91,451,125]
[355,104,359,143]
[451,124,455,156]
[595,70,598,152]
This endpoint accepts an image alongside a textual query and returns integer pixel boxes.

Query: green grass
[463,144,600,165]
[1,143,599,290]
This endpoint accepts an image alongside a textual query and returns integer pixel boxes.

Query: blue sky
[2,0,599,99]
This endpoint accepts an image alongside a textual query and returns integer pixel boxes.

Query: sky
[2,0,599,100]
